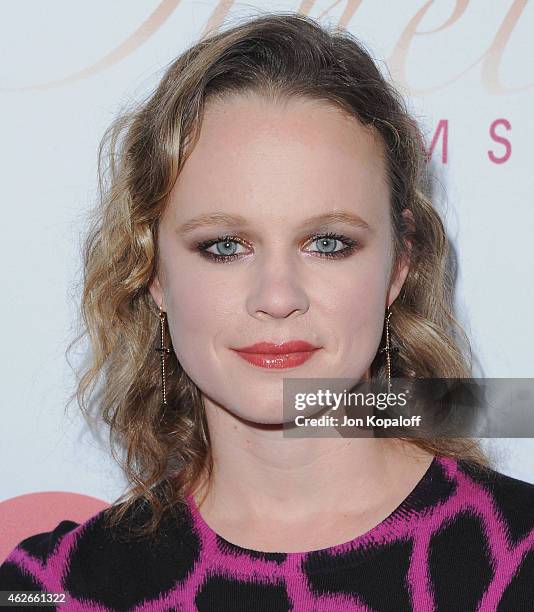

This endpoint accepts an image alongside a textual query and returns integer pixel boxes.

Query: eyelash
[195,232,359,263]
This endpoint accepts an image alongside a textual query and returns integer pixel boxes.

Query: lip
[233,340,319,354]
[231,340,321,370]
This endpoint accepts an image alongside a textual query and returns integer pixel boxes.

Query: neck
[192,398,434,525]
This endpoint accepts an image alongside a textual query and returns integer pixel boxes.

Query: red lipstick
[231,340,320,369]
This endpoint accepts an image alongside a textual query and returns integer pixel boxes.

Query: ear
[386,208,414,308]
[148,274,166,311]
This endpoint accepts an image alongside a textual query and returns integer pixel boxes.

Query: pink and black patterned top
[1,455,534,611]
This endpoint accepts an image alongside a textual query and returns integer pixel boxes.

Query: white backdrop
[1,0,533,530]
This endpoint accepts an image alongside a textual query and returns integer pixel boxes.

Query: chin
[234,408,290,427]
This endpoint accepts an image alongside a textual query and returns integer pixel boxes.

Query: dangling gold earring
[379,305,399,393]
[155,305,172,406]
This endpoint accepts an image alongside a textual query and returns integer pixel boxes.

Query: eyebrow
[176,211,372,236]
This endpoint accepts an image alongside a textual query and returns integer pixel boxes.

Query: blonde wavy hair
[67,12,491,540]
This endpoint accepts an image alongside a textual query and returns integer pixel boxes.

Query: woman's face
[149,93,409,424]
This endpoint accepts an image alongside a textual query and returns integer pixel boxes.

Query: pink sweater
[1,455,534,610]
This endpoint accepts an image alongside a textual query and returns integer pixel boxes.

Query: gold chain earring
[155,305,172,406]
[379,305,399,393]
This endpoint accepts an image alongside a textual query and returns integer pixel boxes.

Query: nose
[245,253,310,320]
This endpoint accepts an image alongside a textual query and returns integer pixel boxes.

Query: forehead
[167,93,389,226]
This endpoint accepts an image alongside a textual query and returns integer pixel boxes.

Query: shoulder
[0,491,202,610]
[421,456,534,609]
[429,455,534,545]
[454,457,534,544]
[0,519,80,590]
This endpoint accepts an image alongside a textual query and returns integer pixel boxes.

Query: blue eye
[209,238,242,257]
[308,235,346,255]
[195,232,358,263]
[304,232,358,258]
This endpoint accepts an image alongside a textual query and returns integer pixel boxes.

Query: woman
[2,12,534,612]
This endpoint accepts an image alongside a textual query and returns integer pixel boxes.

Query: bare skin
[191,439,433,552]
[149,92,433,553]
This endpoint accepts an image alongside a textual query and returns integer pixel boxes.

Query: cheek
[164,266,238,367]
[313,248,390,366]
[318,245,389,317]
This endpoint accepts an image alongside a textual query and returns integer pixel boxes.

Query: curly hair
[66,11,491,541]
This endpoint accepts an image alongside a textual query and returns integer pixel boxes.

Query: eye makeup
[194,231,360,263]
